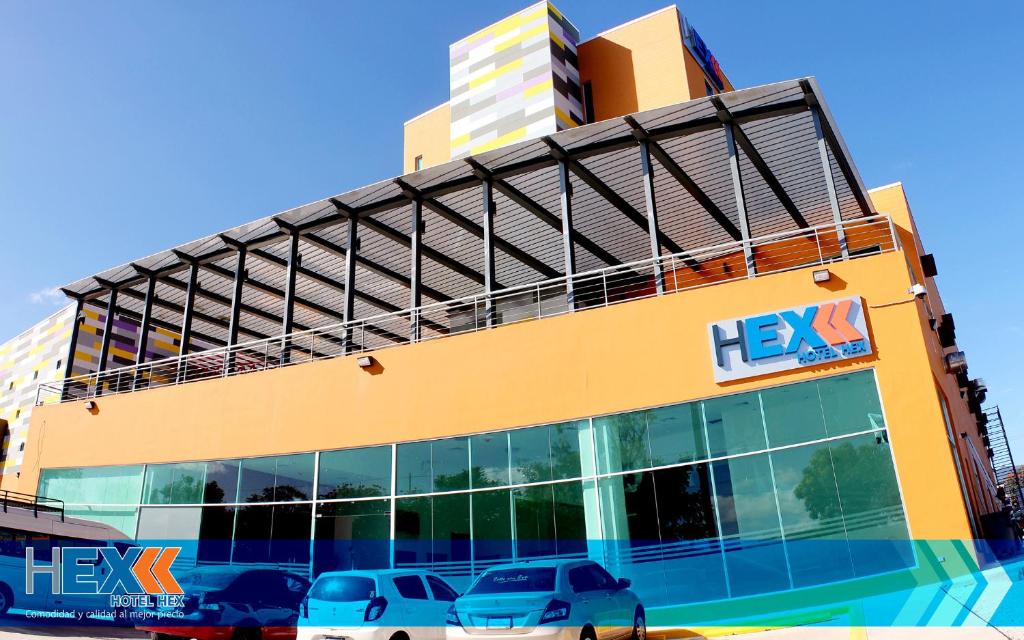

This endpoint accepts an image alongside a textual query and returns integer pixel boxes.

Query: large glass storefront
[38,370,913,604]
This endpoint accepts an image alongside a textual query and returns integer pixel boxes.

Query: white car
[297,569,460,640]
[445,560,644,640]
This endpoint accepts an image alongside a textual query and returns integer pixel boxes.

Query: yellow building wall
[402,6,736,171]
[20,245,973,541]
[403,103,451,174]
[870,182,998,532]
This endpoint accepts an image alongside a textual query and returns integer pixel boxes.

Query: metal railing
[37,216,899,406]
[0,489,65,521]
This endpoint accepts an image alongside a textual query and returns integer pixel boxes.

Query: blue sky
[2,1,1023,451]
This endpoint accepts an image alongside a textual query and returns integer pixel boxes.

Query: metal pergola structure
[58,78,876,379]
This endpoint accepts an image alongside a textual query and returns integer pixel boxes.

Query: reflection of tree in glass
[320,483,386,500]
[794,441,898,521]
[204,481,226,504]
[550,424,582,479]
[244,484,309,503]
[657,465,716,541]
[435,467,490,492]
[154,474,203,503]
[605,413,648,471]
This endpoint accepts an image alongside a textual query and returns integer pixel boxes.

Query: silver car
[445,560,644,640]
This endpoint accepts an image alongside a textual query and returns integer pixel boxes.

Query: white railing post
[602,271,609,306]
[887,216,899,250]
[815,228,824,264]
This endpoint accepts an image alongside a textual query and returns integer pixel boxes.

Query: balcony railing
[36,216,899,406]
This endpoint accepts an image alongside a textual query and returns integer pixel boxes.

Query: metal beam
[482,179,498,327]
[713,97,808,229]
[810,106,848,258]
[491,178,621,267]
[543,137,686,255]
[342,215,358,352]
[638,140,665,294]
[179,262,199,356]
[97,288,118,373]
[134,275,156,366]
[226,247,247,348]
[799,80,874,217]
[298,232,450,303]
[723,122,755,277]
[61,298,85,399]
[280,231,301,363]
[557,160,577,309]
[330,197,487,289]
[409,198,423,340]
[624,116,741,242]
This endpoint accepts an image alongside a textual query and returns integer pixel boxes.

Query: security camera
[910,284,927,298]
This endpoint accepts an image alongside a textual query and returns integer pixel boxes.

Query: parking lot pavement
[708,627,1024,639]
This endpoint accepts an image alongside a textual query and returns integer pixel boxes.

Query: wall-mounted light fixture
[84,400,96,411]
[356,356,374,368]
[812,269,831,283]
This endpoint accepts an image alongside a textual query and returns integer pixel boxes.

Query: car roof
[481,559,592,571]
[315,569,436,579]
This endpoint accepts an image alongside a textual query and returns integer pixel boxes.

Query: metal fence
[37,216,899,406]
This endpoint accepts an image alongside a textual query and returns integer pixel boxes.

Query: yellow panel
[469,58,523,89]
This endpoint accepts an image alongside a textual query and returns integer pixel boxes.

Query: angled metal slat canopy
[58,77,876,373]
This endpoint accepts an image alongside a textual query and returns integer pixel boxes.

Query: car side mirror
[616,578,631,590]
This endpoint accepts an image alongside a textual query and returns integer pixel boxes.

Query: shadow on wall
[579,38,637,120]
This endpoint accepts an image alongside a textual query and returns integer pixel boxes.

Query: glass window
[136,506,202,543]
[270,503,312,566]
[238,454,314,503]
[471,432,509,489]
[204,460,240,503]
[396,441,432,495]
[712,453,789,597]
[318,446,392,499]
[550,422,584,480]
[314,500,391,575]
[818,371,885,437]
[433,493,471,566]
[472,489,512,563]
[393,575,428,600]
[761,383,827,448]
[433,437,469,492]
[594,413,650,474]
[233,504,272,563]
[648,404,707,466]
[510,426,552,483]
[39,465,145,506]
[395,496,432,567]
[310,575,377,602]
[64,505,139,538]
[553,482,587,556]
[770,443,853,587]
[703,393,767,458]
[653,463,725,602]
[198,506,235,563]
[142,462,207,504]
[426,575,458,601]
[514,485,555,558]
[828,432,912,575]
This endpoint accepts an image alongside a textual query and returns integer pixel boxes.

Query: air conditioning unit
[937,313,956,348]
[921,253,938,278]
[944,351,968,374]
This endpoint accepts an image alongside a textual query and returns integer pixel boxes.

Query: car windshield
[467,568,556,594]
[310,576,377,602]
[177,569,241,589]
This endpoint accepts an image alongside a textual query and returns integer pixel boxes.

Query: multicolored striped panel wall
[0,305,75,479]
[449,1,583,159]
[0,303,210,482]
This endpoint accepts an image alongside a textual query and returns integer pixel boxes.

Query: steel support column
[481,179,498,327]
[557,160,577,309]
[342,215,358,353]
[61,297,85,400]
[225,246,247,373]
[132,276,156,390]
[638,140,665,294]
[176,261,199,383]
[409,199,423,341]
[281,231,300,363]
[97,288,118,373]
[811,106,849,259]
[723,122,755,277]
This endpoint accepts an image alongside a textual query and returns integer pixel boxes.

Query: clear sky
[2,1,1023,451]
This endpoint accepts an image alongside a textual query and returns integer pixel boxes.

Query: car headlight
[446,604,462,627]
[539,599,570,624]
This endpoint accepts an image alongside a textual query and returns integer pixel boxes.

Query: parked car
[297,569,459,640]
[138,565,310,640]
[445,560,643,640]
